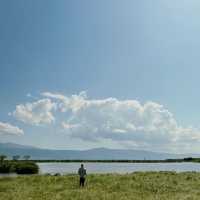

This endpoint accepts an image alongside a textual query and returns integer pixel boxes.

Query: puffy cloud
[42,91,200,150]
[0,122,24,135]
[62,122,80,130]
[9,91,199,151]
[42,91,87,113]
[12,99,56,125]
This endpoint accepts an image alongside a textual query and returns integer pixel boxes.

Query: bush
[14,161,39,174]
[0,162,12,173]
[0,160,39,174]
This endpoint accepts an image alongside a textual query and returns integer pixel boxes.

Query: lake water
[38,162,200,175]
[0,173,17,178]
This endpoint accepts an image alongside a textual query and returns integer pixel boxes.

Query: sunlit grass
[0,172,200,200]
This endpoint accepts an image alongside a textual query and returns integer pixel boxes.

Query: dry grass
[0,172,200,200]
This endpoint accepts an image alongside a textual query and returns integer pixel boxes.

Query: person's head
[81,164,84,168]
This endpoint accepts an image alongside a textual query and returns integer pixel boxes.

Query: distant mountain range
[0,142,198,160]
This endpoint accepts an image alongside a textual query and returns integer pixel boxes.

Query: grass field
[0,172,200,200]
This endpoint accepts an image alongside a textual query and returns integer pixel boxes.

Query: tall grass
[0,172,200,200]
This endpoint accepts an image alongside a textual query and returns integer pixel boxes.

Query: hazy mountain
[0,143,196,160]
[0,142,37,149]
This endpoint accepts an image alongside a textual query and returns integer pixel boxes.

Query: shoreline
[30,158,198,163]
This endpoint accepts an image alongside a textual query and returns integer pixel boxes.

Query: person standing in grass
[78,164,87,187]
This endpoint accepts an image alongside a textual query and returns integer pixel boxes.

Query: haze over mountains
[0,143,197,160]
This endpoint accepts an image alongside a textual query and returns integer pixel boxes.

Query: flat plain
[0,172,200,200]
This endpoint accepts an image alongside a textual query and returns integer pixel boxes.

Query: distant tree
[23,155,31,160]
[0,155,7,164]
[12,155,20,161]
[184,157,193,162]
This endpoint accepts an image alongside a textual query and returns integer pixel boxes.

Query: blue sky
[1,0,200,153]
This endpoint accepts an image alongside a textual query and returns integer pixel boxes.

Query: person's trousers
[80,177,85,187]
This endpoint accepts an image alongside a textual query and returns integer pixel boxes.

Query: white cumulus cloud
[9,91,200,151]
[42,91,200,150]
[42,91,87,113]
[12,99,56,125]
[0,122,24,135]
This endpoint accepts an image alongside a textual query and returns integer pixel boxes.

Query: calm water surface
[0,173,17,178]
[38,162,200,175]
